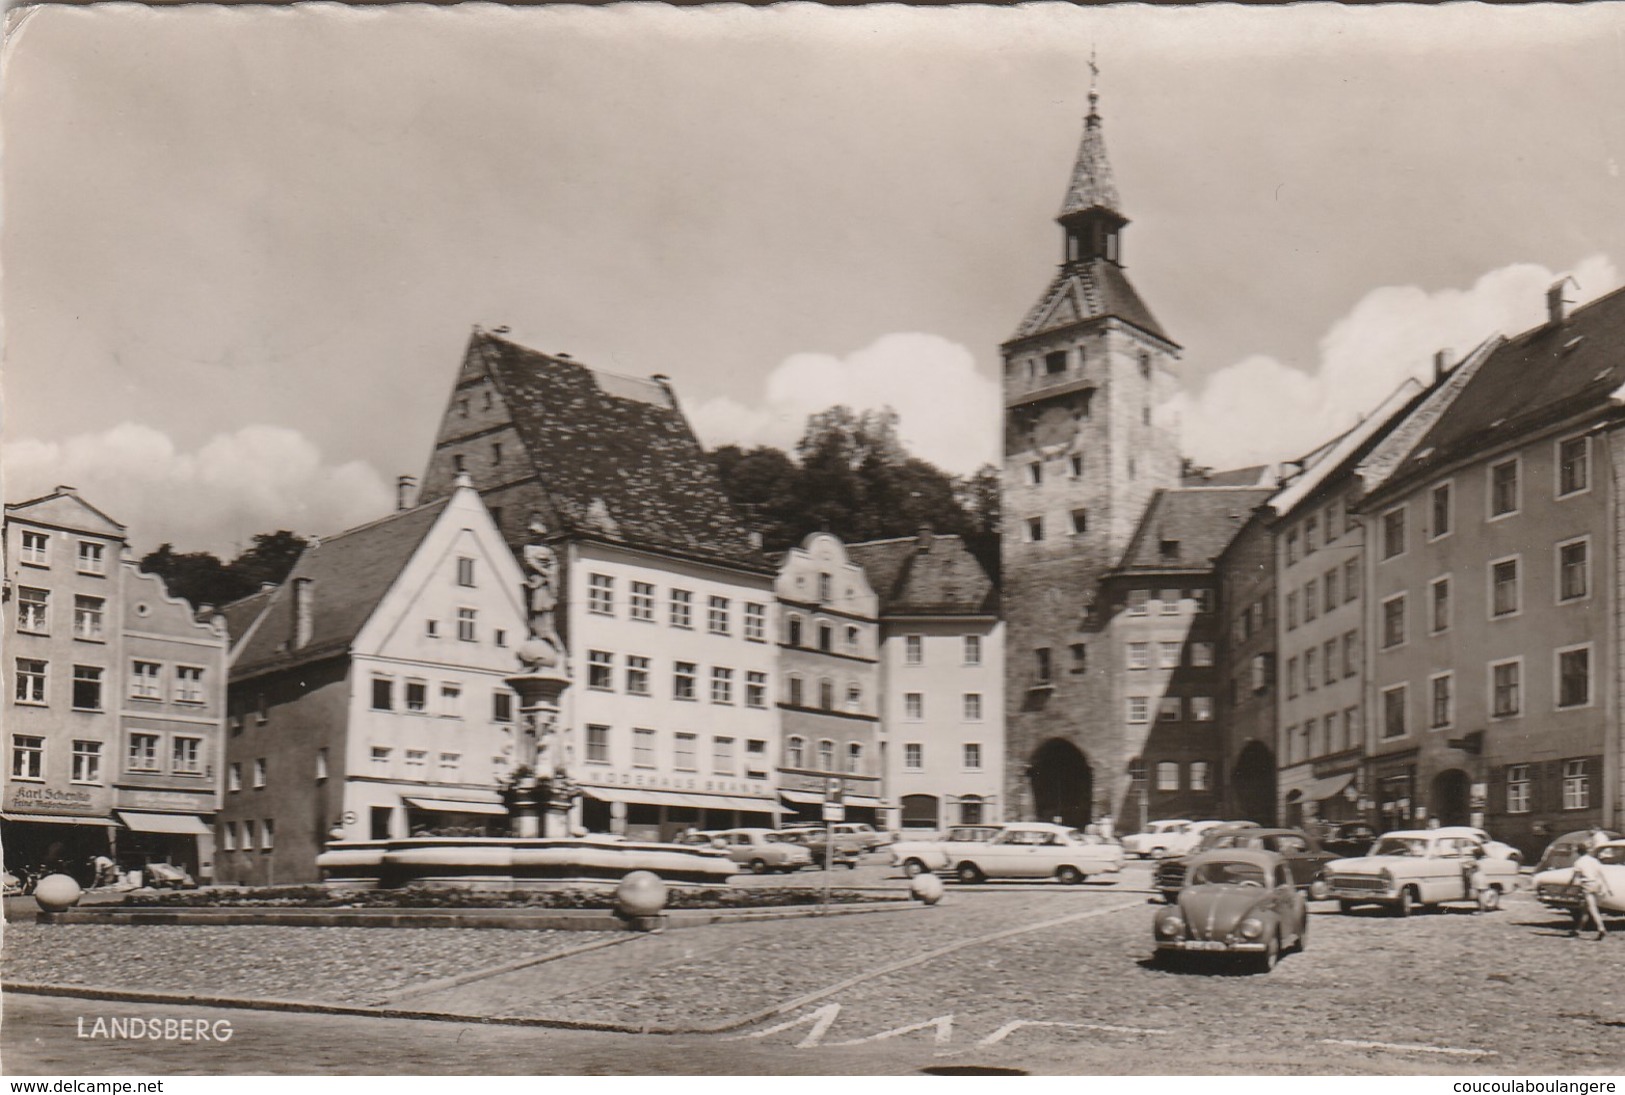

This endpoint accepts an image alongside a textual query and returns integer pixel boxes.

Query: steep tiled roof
[472,333,769,571]
[1267,377,1428,517]
[1059,104,1121,218]
[1009,258,1173,346]
[1115,487,1273,574]
[846,532,998,616]
[232,500,448,677]
[1383,285,1625,492]
[1181,464,1276,489]
[219,586,277,649]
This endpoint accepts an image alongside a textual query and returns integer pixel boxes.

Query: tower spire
[1060,53,1121,220]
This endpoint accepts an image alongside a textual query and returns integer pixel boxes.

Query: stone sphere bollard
[616,871,668,930]
[910,872,945,905]
[34,874,84,913]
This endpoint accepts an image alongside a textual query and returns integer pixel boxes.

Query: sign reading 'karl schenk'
[7,784,97,812]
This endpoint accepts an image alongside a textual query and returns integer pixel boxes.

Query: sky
[5,3,1624,555]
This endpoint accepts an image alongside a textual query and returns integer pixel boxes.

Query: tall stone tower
[1002,82,1183,826]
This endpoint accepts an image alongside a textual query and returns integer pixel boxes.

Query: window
[1323,640,1337,686]
[746,739,769,779]
[1323,568,1338,613]
[1304,649,1318,692]
[1127,642,1150,670]
[1506,764,1531,814]
[1305,516,1319,555]
[492,690,513,723]
[674,662,697,701]
[744,603,766,642]
[1158,641,1181,669]
[1381,685,1407,739]
[904,743,923,770]
[1558,435,1590,497]
[674,733,697,771]
[636,729,659,769]
[1488,556,1520,618]
[20,531,48,566]
[786,616,803,647]
[1343,707,1360,751]
[1490,458,1519,518]
[495,629,507,647]
[1285,530,1299,566]
[711,667,734,704]
[225,759,241,789]
[626,656,651,696]
[817,623,833,652]
[845,683,862,712]
[1127,589,1149,617]
[1190,642,1214,668]
[630,581,656,622]
[1155,762,1179,792]
[1559,538,1590,602]
[1381,506,1406,560]
[1071,509,1089,535]
[963,743,982,770]
[905,635,923,665]
[456,556,477,587]
[587,574,614,615]
[1160,589,1181,615]
[964,635,982,665]
[1325,502,1340,544]
[787,674,804,707]
[1034,647,1053,684]
[1070,453,1084,478]
[1286,657,1299,699]
[1430,482,1452,539]
[1344,558,1360,604]
[786,736,805,768]
[585,725,610,764]
[1189,761,1210,791]
[1430,576,1451,634]
[1429,673,1453,729]
[1071,643,1088,673]
[670,589,693,629]
[130,660,161,700]
[456,607,476,642]
[439,682,461,717]
[905,693,923,720]
[72,665,103,710]
[11,735,44,779]
[1382,594,1406,649]
[845,626,859,651]
[1304,580,1319,622]
[1128,696,1149,723]
[241,820,258,851]
[77,541,106,575]
[708,596,730,635]
[1249,653,1272,693]
[438,752,460,778]
[316,748,329,781]
[176,666,204,704]
[17,587,48,633]
[1343,631,1358,678]
[959,795,986,826]
[73,596,105,641]
[1027,462,1044,486]
[405,680,428,712]
[846,742,864,775]
[222,822,237,852]
[370,747,391,773]
[1491,658,1522,718]
[813,572,833,603]
[1557,645,1592,709]
[963,693,983,721]
[253,757,268,787]
[817,739,835,770]
[172,736,202,774]
[1286,592,1298,631]
[1191,696,1214,722]
[584,651,614,691]
[15,658,46,704]
[1562,759,1590,810]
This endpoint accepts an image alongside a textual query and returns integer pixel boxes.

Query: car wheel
[1308,878,1331,901]
[749,858,769,875]
[1161,891,1179,905]
[956,863,985,885]
[1255,933,1280,973]
[1056,866,1085,885]
[1394,887,1415,918]
[1338,901,1356,915]
[1479,886,1502,912]
[903,859,928,878]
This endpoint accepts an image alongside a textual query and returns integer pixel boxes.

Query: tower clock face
[1033,391,1092,448]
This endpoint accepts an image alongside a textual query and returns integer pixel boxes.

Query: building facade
[1215,509,1278,824]
[1001,87,1184,828]
[774,533,882,826]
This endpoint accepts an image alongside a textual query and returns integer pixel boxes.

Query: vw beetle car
[1324,829,1521,915]
[1156,827,1336,903]
[1152,849,1307,972]
[948,822,1123,884]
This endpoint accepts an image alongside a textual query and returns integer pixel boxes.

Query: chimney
[916,526,935,553]
[396,476,417,512]
[292,577,314,649]
[1433,349,1453,382]
[1548,278,1575,326]
[453,470,474,490]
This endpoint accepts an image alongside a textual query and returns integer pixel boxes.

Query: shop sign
[120,789,212,811]
[6,783,97,812]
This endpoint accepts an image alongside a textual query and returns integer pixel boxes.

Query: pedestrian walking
[1461,847,1489,914]
[1571,844,1610,940]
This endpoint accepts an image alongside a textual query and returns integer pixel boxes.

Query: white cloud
[1171,254,1622,469]
[3,423,393,556]
[687,332,1000,474]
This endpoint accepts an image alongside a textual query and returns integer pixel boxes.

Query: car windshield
[1190,862,1268,886]
[948,829,992,842]
[760,833,786,843]
[1373,837,1429,857]
[1597,846,1625,866]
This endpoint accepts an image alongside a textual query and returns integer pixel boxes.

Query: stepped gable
[846,532,998,616]
[1115,486,1273,575]
[475,333,768,571]
[232,499,449,677]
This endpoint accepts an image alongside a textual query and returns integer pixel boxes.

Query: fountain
[318,533,734,890]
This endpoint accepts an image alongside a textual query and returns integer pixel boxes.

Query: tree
[230,531,308,588]
[139,530,310,610]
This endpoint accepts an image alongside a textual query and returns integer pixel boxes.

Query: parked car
[1324,829,1521,915]
[1156,827,1337,903]
[778,827,861,869]
[1431,826,1524,863]
[1317,822,1378,859]
[1151,849,1308,973]
[1533,829,1622,873]
[825,822,891,852]
[1121,820,1194,859]
[1125,819,1258,860]
[890,825,1007,877]
[1535,839,1625,921]
[675,828,812,874]
[947,823,1124,884]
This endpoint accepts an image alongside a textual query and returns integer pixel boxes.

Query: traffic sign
[822,803,846,823]
[824,777,844,803]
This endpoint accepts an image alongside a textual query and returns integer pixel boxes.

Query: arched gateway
[1431,769,1472,827]
[1029,739,1093,828]
[1231,740,1277,826]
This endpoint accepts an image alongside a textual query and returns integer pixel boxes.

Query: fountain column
[504,532,578,839]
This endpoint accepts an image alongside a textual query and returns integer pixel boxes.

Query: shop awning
[117,811,212,835]
[403,797,509,816]
[583,787,779,814]
[1302,772,1356,804]
[1,811,116,827]
[779,790,823,805]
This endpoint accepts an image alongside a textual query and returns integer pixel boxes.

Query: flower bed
[114,885,899,910]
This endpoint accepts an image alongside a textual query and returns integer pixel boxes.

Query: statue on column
[519,533,564,671]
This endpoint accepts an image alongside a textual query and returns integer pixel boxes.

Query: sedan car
[1120,820,1194,859]
[1324,830,1521,915]
[1156,827,1337,903]
[1152,849,1307,972]
[778,827,861,869]
[890,825,1007,877]
[947,823,1123,884]
[1534,829,1623,873]
[675,828,812,874]
[1535,839,1625,920]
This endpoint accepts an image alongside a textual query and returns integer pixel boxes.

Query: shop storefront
[581,787,779,840]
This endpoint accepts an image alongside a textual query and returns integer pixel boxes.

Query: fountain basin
[318,836,735,890]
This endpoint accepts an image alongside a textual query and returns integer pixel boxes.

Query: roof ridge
[306,496,451,549]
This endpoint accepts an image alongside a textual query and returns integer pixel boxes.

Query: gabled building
[217,481,528,885]
[416,331,780,840]
[1214,508,1278,825]
[848,530,1002,832]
